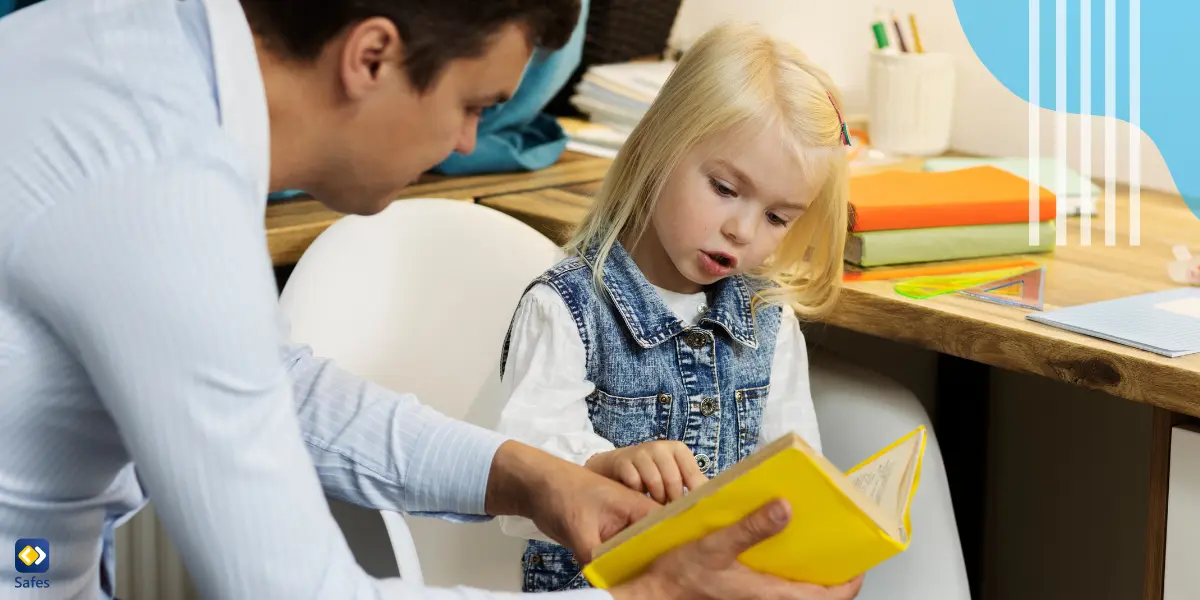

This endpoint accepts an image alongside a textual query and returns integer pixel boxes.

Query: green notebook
[923,157,1101,197]
[845,221,1056,267]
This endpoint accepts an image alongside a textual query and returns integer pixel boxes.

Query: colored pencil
[892,15,908,52]
[908,13,925,53]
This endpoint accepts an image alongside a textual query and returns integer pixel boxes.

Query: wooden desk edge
[824,287,1200,417]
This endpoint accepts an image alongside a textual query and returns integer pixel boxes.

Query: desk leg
[1144,408,1182,600]
[934,354,990,600]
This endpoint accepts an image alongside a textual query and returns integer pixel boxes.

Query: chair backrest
[278,198,564,591]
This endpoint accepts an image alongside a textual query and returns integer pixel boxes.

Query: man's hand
[609,499,865,600]
[485,440,660,562]
[585,441,708,503]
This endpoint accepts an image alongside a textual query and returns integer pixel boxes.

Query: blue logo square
[14,539,49,574]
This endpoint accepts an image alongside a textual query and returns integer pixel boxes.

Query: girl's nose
[722,212,756,246]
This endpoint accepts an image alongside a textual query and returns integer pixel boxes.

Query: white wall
[667,0,1178,194]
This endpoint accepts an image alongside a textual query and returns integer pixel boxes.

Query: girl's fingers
[616,460,644,494]
[673,444,710,492]
[633,453,666,503]
[653,450,685,501]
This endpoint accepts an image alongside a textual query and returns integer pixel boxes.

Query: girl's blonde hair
[564,21,850,320]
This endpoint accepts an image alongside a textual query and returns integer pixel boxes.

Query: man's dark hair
[240,0,581,92]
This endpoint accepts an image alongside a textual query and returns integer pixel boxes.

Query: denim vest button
[695,453,712,473]
[700,396,718,416]
[684,332,708,348]
[657,392,672,405]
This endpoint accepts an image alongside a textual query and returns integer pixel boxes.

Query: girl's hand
[585,441,709,503]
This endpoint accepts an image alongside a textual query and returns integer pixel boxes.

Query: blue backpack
[431,0,588,175]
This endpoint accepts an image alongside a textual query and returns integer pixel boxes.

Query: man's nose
[454,116,479,156]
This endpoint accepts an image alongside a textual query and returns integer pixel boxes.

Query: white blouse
[495,282,823,541]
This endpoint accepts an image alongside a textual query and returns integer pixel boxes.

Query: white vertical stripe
[1105,0,1117,245]
[1029,0,1042,246]
[1129,0,1141,246]
[1080,0,1093,246]
[1056,0,1068,246]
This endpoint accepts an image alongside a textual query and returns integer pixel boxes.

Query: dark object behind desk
[544,0,683,116]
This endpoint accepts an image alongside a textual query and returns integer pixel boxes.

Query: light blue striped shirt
[0,0,609,598]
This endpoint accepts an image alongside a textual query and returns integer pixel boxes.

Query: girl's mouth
[700,251,738,276]
[706,252,737,268]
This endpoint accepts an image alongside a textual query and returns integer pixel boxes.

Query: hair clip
[826,91,851,147]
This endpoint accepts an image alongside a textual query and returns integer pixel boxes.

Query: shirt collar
[581,242,762,349]
[201,0,271,200]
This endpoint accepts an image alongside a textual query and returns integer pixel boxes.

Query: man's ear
[339,17,405,101]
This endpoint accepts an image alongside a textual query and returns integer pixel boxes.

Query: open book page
[847,432,924,540]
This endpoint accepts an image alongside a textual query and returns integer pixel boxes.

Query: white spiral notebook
[1026,288,1200,358]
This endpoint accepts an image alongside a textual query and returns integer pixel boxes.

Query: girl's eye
[767,212,790,227]
[709,177,737,198]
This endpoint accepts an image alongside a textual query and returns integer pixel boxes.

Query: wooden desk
[264,152,611,266]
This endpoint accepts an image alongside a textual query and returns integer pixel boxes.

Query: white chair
[808,351,972,600]
[278,198,564,591]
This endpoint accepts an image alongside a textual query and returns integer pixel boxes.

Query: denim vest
[500,242,781,592]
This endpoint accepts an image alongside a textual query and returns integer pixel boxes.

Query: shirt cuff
[403,416,510,517]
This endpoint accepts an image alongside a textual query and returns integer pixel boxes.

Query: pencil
[908,13,924,53]
[892,15,908,52]
[843,259,1041,282]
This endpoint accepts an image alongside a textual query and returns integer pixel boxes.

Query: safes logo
[14,538,51,589]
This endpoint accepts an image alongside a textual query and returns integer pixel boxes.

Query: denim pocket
[522,543,590,592]
[586,388,668,448]
[735,384,770,458]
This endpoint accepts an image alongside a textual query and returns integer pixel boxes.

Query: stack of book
[923,156,1101,216]
[560,60,676,156]
[845,166,1057,268]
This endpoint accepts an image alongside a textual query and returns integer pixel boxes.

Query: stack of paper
[1027,288,1200,358]
[558,118,626,159]
[563,61,676,156]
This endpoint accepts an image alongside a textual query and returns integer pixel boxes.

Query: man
[0,0,864,599]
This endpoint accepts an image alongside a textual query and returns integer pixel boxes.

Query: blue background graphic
[953,0,1199,218]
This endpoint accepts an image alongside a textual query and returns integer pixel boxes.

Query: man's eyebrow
[475,92,512,106]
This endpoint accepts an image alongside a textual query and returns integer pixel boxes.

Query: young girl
[496,21,852,592]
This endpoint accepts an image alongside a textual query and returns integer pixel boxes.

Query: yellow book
[582,426,928,588]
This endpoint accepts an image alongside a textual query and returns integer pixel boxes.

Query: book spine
[847,221,1056,267]
[851,198,1057,232]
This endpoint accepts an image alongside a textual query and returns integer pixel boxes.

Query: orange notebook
[849,166,1055,232]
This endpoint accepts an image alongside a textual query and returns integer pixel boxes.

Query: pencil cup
[867,51,956,156]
